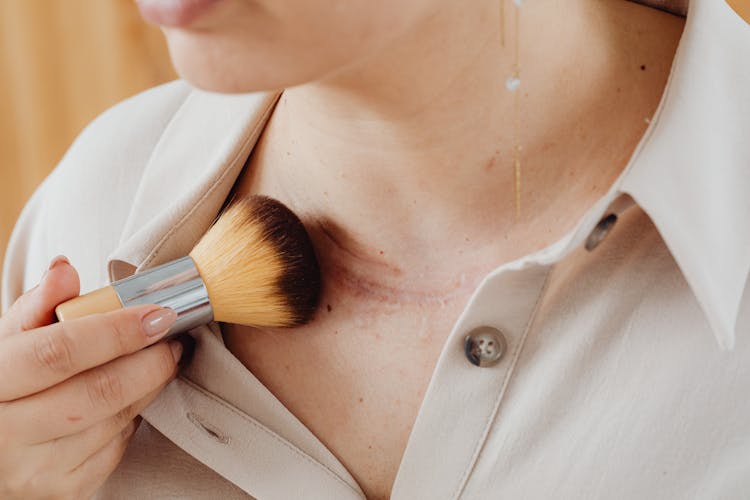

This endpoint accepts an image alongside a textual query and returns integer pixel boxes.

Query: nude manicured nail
[142,307,178,337]
[41,255,70,285]
[48,255,70,270]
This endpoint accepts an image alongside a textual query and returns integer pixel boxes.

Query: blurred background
[0,0,176,302]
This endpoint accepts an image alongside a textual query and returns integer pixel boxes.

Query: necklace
[500,0,523,220]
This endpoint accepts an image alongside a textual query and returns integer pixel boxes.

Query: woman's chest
[221,296,470,500]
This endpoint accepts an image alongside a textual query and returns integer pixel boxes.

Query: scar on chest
[306,215,480,307]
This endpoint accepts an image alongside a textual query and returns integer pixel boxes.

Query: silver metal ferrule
[112,256,213,339]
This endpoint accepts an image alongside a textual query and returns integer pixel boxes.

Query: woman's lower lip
[136,0,225,28]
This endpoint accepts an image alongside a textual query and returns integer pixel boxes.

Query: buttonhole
[187,412,231,445]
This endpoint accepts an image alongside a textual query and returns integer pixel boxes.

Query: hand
[0,255,182,499]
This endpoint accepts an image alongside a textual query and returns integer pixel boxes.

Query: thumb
[1,255,81,338]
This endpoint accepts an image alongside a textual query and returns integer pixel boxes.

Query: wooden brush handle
[54,285,123,321]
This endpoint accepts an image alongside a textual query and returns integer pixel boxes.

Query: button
[464,326,507,367]
[584,213,617,251]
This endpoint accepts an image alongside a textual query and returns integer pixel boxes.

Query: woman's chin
[168,56,259,93]
[165,43,295,93]
[173,67,261,94]
[162,29,362,94]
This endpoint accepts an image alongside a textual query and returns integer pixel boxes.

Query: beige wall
[0,0,176,301]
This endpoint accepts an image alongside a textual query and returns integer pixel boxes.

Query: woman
[2,0,749,498]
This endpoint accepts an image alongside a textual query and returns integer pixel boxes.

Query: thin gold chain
[500,0,522,220]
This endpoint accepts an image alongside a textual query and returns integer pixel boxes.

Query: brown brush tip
[189,194,322,328]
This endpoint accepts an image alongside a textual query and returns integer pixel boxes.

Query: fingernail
[169,340,183,363]
[48,255,69,270]
[141,307,178,338]
[40,255,70,285]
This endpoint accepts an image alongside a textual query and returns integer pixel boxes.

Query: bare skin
[0,258,182,499]
[219,3,687,498]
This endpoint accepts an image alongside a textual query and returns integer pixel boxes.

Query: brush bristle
[189,195,321,328]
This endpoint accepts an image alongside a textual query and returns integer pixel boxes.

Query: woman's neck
[235,0,685,294]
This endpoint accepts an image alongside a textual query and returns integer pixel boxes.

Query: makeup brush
[54,194,322,338]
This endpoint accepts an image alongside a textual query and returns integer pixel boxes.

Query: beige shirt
[3,1,750,498]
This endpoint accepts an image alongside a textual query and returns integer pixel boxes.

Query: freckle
[327,304,332,312]
[284,364,290,371]
[334,330,338,335]
[368,445,372,449]
[67,415,82,422]
[616,87,621,93]
[358,397,364,403]
[640,64,646,71]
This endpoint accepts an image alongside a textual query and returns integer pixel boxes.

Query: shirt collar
[616,0,750,351]
[555,0,750,352]
[108,0,749,351]
[107,88,284,279]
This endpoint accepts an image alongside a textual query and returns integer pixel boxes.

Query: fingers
[0,369,172,499]
[5,340,182,444]
[42,380,167,473]
[63,420,137,500]
[0,304,177,401]
[5,421,137,500]
[0,255,80,339]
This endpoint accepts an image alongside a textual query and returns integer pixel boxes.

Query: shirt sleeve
[1,79,193,313]
[1,173,54,313]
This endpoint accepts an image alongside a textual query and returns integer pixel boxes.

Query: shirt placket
[390,260,554,499]
[390,193,632,500]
